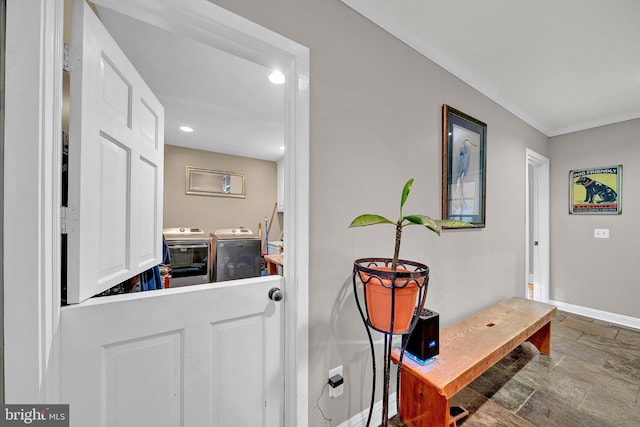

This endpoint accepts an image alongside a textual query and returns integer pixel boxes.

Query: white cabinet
[268,241,283,255]
[277,159,285,211]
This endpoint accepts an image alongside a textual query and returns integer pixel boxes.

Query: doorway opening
[3,1,308,425]
[526,149,550,302]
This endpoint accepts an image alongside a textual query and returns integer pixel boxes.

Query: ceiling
[96,6,285,162]
[95,0,639,153]
[341,0,640,137]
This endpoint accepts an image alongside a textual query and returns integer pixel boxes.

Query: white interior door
[67,0,164,303]
[62,2,285,425]
[61,277,284,427]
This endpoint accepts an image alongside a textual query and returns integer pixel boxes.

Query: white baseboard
[550,300,640,330]
[337,392,397,427]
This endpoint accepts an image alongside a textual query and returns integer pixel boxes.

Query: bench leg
[526,321,552,354]
[399,369,450,427]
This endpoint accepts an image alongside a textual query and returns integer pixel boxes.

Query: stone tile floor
[388,310,640,427]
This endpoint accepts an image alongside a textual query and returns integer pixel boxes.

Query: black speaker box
[403,308,439,363]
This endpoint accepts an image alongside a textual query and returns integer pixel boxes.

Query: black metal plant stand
[353,258,430,427]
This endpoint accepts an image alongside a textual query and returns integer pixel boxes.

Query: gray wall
[0,0,5,404]
[550,118,640,317]
[163,144,282,242]
[210,0,549,424]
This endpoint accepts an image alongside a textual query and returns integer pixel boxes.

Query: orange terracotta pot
[359,266,425,333]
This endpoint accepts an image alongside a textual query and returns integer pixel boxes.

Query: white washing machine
[163,227,210,287]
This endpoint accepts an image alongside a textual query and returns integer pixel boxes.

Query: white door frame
[525,149,550,303]
[3,1,309,425]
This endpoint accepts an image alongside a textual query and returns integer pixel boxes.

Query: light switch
[594,228,609,239]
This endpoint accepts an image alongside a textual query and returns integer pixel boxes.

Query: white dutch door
[62,1,284,426]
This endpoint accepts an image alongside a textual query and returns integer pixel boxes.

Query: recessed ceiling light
[269,70,285,85]
[180,126,194,133]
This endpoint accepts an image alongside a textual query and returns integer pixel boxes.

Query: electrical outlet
[328,365,344,398]
[594,228,609,239]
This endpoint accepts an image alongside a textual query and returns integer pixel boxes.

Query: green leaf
[434,219,477,229]
[403,214,433,225]
[349,214,394,228]
[403,215,441,235]
[400,178,414,211]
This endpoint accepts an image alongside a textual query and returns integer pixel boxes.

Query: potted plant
[350,178,474,427]
[350,177,473,333]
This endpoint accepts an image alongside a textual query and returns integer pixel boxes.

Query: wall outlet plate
[594,228,609,239]
[328,365,343,398]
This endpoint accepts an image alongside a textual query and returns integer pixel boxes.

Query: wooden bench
[391,297,557,427]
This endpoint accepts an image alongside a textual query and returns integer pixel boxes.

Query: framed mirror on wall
[185,166,246,198]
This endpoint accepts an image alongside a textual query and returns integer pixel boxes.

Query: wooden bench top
[392,297,557,400]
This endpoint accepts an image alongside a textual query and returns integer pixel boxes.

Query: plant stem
[392,224,402,271]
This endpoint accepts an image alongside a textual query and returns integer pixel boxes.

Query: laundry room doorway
[526,149,550,303]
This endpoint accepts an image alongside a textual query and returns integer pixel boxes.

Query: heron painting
[450,137,478,213]
[442,104,487,227]
[453,138,477,201]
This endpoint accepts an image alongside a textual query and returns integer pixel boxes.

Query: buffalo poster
[570,165,622,214]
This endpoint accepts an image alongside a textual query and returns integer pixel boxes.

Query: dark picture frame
[442,104,487,227]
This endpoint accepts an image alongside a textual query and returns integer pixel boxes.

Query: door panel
[211,316,264,425]
[67,0,164,303]
[101,56,132,126]
[133,157,158,267]
[97,135,129,284]
[139,100,160,148]
[61,277,284,427]
[103,331,182,427]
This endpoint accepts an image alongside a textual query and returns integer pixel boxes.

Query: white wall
[0,0,5,405]
[550,118,640,318]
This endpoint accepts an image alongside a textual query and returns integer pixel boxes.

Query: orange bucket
[359,267,423,333]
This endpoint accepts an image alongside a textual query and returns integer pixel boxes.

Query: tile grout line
[514,387,537,415]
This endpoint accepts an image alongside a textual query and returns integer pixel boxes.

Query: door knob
[268,287,283,302]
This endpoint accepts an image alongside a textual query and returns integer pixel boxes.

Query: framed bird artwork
[442,104,487,227]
